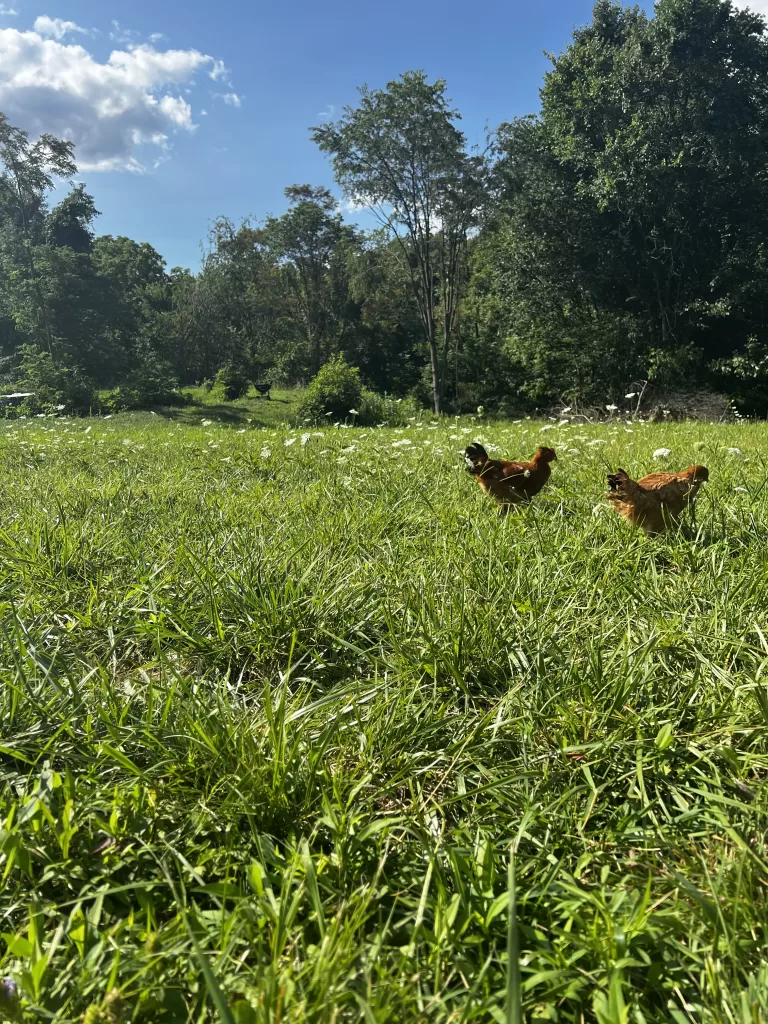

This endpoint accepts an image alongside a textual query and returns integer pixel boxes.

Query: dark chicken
[465,443,557,513]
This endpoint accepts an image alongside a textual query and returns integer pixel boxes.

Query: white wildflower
[561,406,572,414]
[540,424,556,432]
[284,437,297,447]
[260,447,271,459]
[122,438,132,446]
[625,392,637,399]
[606,404,618,412]
[301,433,311,445]
[55,404,65,411]
[653,448,672,459]
[727,447,744,457]
[588,439,607,447]
[558,419,569,426]
[523,469,531,478]
[735,486,748,493]
[568,448,581,455]
[201,419,212,427]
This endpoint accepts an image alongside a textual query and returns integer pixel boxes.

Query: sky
[0,0,765,270]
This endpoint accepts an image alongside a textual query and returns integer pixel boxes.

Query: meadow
[0,401,767,1023]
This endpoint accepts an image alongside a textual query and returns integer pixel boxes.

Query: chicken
[605,465,709,535]
[465,443,557,513]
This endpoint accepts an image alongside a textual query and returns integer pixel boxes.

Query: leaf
[654,723,674,750]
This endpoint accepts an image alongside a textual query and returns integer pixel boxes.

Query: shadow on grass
[154,393,298,428]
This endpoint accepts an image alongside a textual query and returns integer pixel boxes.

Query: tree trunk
[430,331,441,415]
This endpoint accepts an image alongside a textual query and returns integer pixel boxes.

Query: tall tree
[312,71,481,413]
[492,0,768,404]
[264,186,356,375]
[0,114,77,360]
[46,184,99,253]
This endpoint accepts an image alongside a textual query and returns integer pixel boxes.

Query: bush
[101,357,188,413]
[17,346,98,415]
[297,355,363,423]
[358,389,424,426]
[212,363,251,401]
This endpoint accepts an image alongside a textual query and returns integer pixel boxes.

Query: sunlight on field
[1,412,767,1021]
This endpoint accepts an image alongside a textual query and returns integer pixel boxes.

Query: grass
[0,409,767,1022]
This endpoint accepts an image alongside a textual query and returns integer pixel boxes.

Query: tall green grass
[0,412,766,1022]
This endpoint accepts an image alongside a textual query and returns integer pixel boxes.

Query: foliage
[212,362,251,401]
[313,72,486,414]
[357,388,423,426]
[488,0,768,411]
[16,345,97,414]
[297,354,363,422]
[0,414,767,1020]
[6,2,768,416]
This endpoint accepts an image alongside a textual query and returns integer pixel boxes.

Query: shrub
[17,346,98,415]
[297,355,363,422]
[358,389,424,426]
[101,357,187,413]
[212,363,251,401]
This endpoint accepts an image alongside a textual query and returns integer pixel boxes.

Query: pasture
[0,409,767,1022]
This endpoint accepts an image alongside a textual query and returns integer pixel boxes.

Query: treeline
[3,0,768,416]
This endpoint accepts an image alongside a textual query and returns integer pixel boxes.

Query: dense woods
[3,0,768,415]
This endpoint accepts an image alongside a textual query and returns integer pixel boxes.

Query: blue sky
[0,0,698,270]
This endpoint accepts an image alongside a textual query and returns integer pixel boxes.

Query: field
[1,406,767,1023]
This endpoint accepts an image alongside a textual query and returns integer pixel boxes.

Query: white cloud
[340,195,367,214]
[0,5,18,15]
[218,91,242,107]
[727,0,768,15]
[209,59,229,82]
[109,20,139,46]
[0,27,232,171]
[149,32,165,44]
[33,16,89,39]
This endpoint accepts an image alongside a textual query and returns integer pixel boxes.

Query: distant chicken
[465,443,557,513]
[606,465,709,535]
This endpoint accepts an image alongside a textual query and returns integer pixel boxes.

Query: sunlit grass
[0,411,767,1022]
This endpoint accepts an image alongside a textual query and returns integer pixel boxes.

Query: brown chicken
[465,443,557,513]
[606,465,709,535]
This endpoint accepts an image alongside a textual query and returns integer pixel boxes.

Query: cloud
[148,32,165,44]
[109,20,140,46]
[209,59,229,82]
[33,16,89,39]
[0,27,232,171]
[316,104,335,119]
[340,195,367,214]
[0,5,17,15]
[217,91,242,107]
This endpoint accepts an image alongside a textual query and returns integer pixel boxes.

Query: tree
[0,114,77,359]
[492,0,768,406]
[312,71,482,414]
[46,184,99,253]
[264,185,356,375]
